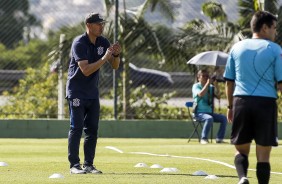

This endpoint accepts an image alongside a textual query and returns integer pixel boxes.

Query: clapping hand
[112,41,121,56]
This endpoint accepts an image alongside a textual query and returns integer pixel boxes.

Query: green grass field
[0,138,282,184]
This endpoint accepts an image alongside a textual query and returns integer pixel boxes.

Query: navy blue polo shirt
[66,33,110,99]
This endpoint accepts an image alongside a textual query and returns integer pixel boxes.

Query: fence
[0,0,281,119]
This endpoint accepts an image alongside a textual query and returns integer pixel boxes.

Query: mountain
[28,0,282,33]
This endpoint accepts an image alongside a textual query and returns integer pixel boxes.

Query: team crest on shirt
[97,46,104,55]
[73,98,80,107]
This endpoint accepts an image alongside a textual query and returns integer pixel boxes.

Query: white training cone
[205,175,218,179]
[192,170,208,176]
[0,162,8,166]
[169,168,179,172]
[160,167,179,173]
[150,164,163,169]
[134,163,148,168]
[49,173,64,179]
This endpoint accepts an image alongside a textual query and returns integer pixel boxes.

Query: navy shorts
[231,96,278,146]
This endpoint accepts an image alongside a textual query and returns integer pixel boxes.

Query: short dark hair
[250,11,277,33]
[197,69,209,77]
[196,69,209,82]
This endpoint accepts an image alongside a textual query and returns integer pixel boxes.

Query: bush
[0,63,59,118]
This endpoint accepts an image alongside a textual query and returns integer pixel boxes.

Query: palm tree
[201,1,227,22]
[135,0,175,22]
[264,0,278,13]
[178,1,239,61]
[103,0,175,119]
[276,6,282,45]
[238,0,278,37]
[119,13,174,118]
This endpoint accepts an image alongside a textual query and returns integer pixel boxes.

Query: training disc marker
[0,162,8,167]
[49,173,64,179]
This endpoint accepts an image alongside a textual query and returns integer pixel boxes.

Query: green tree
[0,63,58,119]
[136,0,175,22]
[238,0,278,37]
[120,0,175,119]
[0,39,49,70]
[264,0,278,13]
[99,0,176,118]
[0,0,39,48]
[178,1,238,66]
[201,1,227,22]
[276,6,282,45]
[132,24,188,72]
[114,14,172,118]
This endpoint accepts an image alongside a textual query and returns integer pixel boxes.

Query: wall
[0,119,281,139]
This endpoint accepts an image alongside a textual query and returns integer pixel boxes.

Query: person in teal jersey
[224,11,282,184]
[192,69,227,144]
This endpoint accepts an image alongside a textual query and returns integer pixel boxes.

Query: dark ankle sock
[234,154,249,179]
[256,162,270,184]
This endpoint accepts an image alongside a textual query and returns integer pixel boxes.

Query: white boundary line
[104,146,282,175]
[129,152,282,175]
[105,146,124,153]
[130,152,235,169]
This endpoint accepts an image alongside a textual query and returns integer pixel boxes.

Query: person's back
[225,38,281,98]
[224,11,282,184]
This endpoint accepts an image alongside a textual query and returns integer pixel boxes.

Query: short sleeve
[274,45,282,83]
[223,50,235,81]
[192,83,201,102]
[72,42,88,62]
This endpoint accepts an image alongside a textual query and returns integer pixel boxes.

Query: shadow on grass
[105,172,238,178]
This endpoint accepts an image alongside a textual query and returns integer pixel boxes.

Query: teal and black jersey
[224,38,282,98]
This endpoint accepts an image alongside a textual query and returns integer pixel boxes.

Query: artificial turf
[0,138,281,184]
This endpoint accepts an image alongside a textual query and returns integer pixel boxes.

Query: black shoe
[70,164,86,174]
[83,165,103,174]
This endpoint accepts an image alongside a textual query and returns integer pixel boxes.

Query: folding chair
[185,101,213,143]
[185,101,202,142]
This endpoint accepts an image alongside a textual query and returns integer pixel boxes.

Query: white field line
[104,146,282,175]
[130,152,235,169]
[105,146,124,153]
[129,152,282,175]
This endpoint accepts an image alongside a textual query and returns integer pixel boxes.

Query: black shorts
[231,96,278,146]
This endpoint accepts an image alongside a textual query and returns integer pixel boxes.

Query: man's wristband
[112,54,120,57]
[227,105,233,109]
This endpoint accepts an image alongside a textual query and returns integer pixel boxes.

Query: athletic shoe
[238,177,249,184]
[83,165,103,174]
[200,139,209,144]
[216,139,227,144]
[70,164,86,174]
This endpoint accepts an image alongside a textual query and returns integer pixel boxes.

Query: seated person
[192,69,228,144]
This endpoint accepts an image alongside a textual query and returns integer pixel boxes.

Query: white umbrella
[187,51,228,66]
